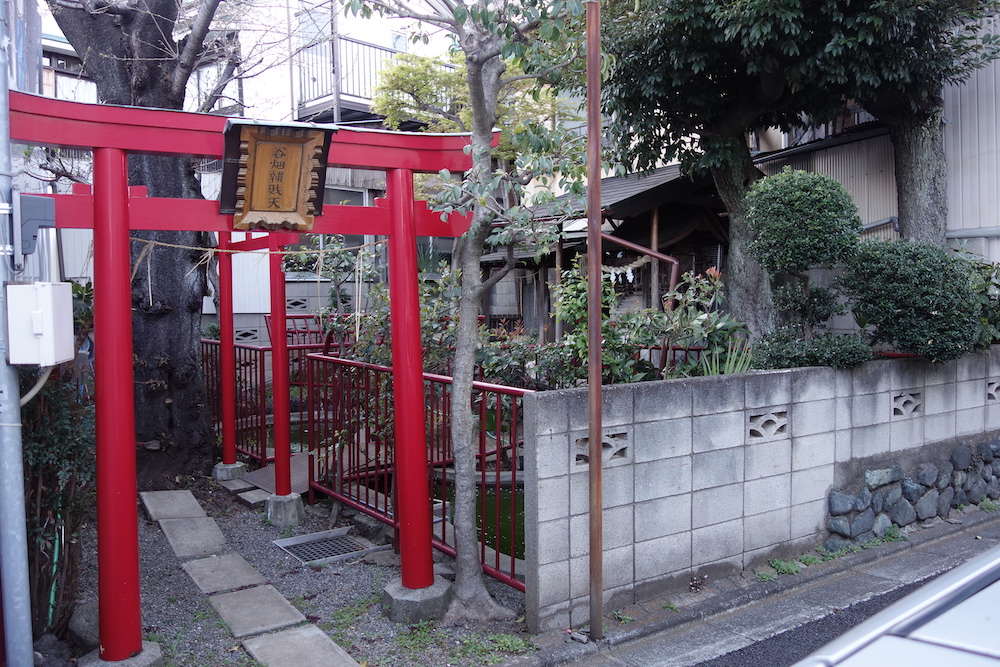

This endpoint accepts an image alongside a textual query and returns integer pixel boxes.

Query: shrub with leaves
[754,328,874,369]
[840,241,991,362]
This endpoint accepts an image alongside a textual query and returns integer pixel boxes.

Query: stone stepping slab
[158,517,227,558]
[219,479,255,493]
[243,624,361,667]
[241,453,310,495]
[210,585,305,638]
[182,554,266,595]
[140,490,206,521]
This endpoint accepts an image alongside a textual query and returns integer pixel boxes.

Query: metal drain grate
[274,527,389,565]
[283,535,367,563]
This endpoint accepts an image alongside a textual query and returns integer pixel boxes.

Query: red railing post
[269,237,292,496]
[387,168,434,589]
[93,147,143,660]
[219,232,238,465]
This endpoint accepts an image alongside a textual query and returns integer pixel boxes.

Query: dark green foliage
[747,168,862,274]
[753,329,874,369]
[772,284,844,326]
[21,368,95,637]
[840,241,989,362]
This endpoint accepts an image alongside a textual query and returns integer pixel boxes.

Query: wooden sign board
[232,126,326,231]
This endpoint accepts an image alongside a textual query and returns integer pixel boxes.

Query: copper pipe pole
[650,210,660,309]
[585,0,604,641]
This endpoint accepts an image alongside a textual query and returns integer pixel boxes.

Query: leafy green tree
[601,0,1000,334]
[824,1,1000,244]
[346,0,588,622]
[602,0,848,340]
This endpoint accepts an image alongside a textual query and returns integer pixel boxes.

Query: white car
[793,542,1000,666]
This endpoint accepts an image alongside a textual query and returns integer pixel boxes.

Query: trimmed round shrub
[747,167,862,273]
[753,329,874,369]
[840,241,984,362]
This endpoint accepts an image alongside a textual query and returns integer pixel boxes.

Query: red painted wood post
[269,237,292,496]
[387,168,434,589]
[219,232,238,465]
[93,148,143,660]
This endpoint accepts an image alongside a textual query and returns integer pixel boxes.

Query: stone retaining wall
[521,348,1000,632]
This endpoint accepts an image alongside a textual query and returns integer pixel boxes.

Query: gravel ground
[75,477,533,666]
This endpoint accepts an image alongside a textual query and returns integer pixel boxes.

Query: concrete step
[181,554,266,595]
[243,624,361,667]
[240,453,310,495]
[158,517,227,558]
[140,490,206,521]
[210,585,305,638]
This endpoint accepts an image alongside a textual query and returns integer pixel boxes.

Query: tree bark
[47,0,216,483]
[442,41,514,624]
[876,104,949,245]
[710,150,775,340]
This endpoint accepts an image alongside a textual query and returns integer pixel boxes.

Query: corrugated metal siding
[760,134,898,228]
[944,57,1000,238]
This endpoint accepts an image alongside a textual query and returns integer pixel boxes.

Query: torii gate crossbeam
[10,91,477,661]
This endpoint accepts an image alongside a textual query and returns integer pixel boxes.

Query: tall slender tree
[347,0,587,622]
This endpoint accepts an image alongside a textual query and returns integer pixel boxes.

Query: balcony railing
[298,36,399,109]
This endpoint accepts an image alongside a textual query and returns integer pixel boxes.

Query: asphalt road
[691,579,928,667]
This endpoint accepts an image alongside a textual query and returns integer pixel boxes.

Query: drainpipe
[585,0,604,642]
[0,3,37,663]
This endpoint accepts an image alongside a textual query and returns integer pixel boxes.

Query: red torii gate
[10,91,477,661]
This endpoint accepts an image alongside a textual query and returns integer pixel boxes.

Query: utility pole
[0,1,40,662]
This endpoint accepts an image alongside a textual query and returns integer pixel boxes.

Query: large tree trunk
[47,0,216,484]
[876,104,949,245]
[710,151,775,340]
[443,42,514,624]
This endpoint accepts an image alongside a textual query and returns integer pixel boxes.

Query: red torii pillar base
[78,642,164,667]
[382,576,453,623]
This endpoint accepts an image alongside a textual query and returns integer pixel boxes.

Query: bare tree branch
[196,54,241,113]
[172,0,224,99]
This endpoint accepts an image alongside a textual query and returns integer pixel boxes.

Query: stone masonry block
[692,411,746,452]
[635,532,692,581]
[890,417,924,453]
[538,518,569,565]
[925,359,958,386]
[744,370,792,409]
[526,392,569,436]
[536,560,571,608]
[634,419,692,462]
[536,476,569,523]
[791,367,836,402]
[745,440,791,481]
[569,386,633,430]
[744,507,791,552]
[692,483,744,528]
[853,360,892,395]
[851,423,891,459]
[634,494,692,541]
[958,351,988,381]
[570,505,632,556]
[534,434,572,480]
[568,555,589,599]
[791,399,836,438]
[835,368,854,398]
[957,379,986,409]
[852,392,890,428]
[790,499,826,539]
[890,358,926,391]
[692,519,743,566]
[692,374,746,416]
[956,407,986,438]
[923,382,957,415]
[835,396,852,431]
[692,448,744,491]
[568,465,633,515]
[987,403,1000,431]
[925,412,957,444]
[744,473,791,517]
[792,432,836,471]
[791,464,834,505]
[635,456,692,501]
[836,429,852,463]
[988,347,1000,377]
[634,379,694,421]
[603,545,635,590]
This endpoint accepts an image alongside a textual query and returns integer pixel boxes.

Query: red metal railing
[201,339,324,463]
[307,353,529,591]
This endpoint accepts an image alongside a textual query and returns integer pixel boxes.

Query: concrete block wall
[522,348,1000,632]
